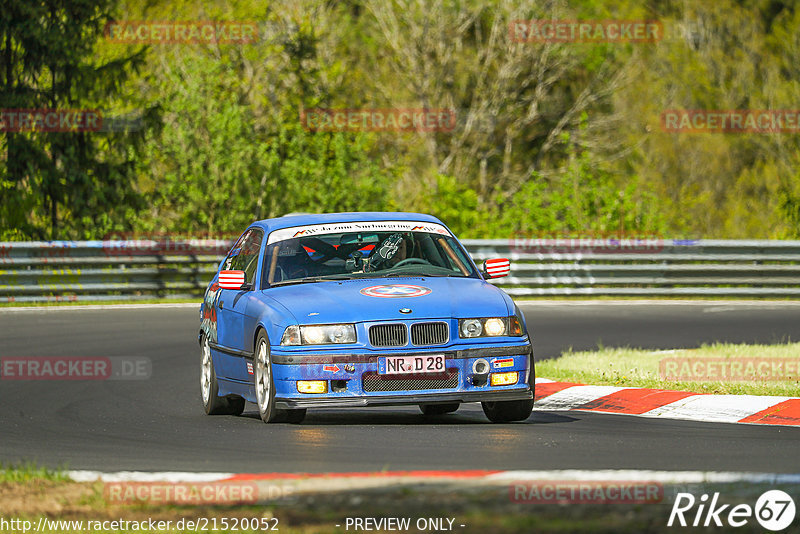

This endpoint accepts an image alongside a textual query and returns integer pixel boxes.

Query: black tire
[481,398,533,422]
[481,350,535,423]
[253,331,306,423]
[227,396,246,416]
[284,408,307,423]
[420,403,460,416]
[201,334,244,415]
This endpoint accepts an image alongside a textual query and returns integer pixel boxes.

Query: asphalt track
[1,302,799,473]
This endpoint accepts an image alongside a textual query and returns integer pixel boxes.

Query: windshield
[262,229,478,287]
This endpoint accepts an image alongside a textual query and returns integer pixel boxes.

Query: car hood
[264,277,512,324]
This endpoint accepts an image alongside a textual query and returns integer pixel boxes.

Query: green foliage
[128,6,398,235]
[0,0,155,240]
[420,175,481,237]
[3,0,800,239]
[0,461,69,483]
[436,147,666,239]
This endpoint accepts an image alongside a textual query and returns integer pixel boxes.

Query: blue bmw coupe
[199,212,534,423]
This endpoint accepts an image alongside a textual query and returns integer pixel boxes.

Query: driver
[370,233,408,270]
[386,235,408,267]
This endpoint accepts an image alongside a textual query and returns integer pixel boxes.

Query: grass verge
[537,342,800,396]
[2,468,795,534]
[0,462,70,483]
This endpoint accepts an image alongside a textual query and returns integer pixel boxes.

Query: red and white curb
[534,378,800,427]
[67,469,800,486]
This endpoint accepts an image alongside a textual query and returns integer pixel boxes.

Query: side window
[223,231,249,271]
[225,229,263,287]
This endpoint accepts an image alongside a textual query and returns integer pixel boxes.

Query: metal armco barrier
[0,239,228,303]
[2,238,800,302]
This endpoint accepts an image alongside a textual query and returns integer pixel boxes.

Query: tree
[0,0,154,240]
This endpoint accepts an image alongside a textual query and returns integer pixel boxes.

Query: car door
[215,228,263,379]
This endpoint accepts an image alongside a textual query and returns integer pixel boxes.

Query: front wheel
[481,351,535,423]
[254,332,306,424]
[481,398,533,422]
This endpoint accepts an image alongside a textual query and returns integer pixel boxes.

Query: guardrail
[2,238,800,302]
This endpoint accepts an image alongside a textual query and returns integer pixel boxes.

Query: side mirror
[218,270,246,290]
[482,258,510,278]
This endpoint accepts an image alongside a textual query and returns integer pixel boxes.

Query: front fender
[246,291,299,352]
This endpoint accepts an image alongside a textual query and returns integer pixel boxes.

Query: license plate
[379,354,445,375]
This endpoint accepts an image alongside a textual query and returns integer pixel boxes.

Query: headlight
[460,319,483,338]
[458,317,524,338]
[483,318,506,336]
[280,324,356,345]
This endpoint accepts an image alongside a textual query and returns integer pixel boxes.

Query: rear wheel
[419,403,460,416]
[254,331,306,424]
[201,334,245,415]
[481,351,535,423]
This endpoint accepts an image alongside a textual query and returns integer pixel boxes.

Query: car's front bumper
[270,342,534,410]
[275,388,532,409]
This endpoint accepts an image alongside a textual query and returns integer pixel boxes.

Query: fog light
[297,380,328,394]
[490,371,518,386]
[472,358,490,375]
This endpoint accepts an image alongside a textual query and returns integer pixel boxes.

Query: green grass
[0,462,70,483]
[538,342,800,396]
[3,466,798,533]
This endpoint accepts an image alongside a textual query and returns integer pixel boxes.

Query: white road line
[68,470,233,482]
[487,470,800,484]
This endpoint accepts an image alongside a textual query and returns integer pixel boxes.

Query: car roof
[249,212,447,234]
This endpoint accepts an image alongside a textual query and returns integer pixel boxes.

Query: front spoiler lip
[270,342,532,364]
[274,386,533,410]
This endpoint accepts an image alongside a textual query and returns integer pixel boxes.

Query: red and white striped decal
[484,258,510,278]
[218,270,245,290]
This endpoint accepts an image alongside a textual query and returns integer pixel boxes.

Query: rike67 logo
[668,490,796,531]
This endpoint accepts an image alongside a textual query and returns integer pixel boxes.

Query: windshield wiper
[270,276,348,287]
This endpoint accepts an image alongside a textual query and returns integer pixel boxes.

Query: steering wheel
[393,258,430,268]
